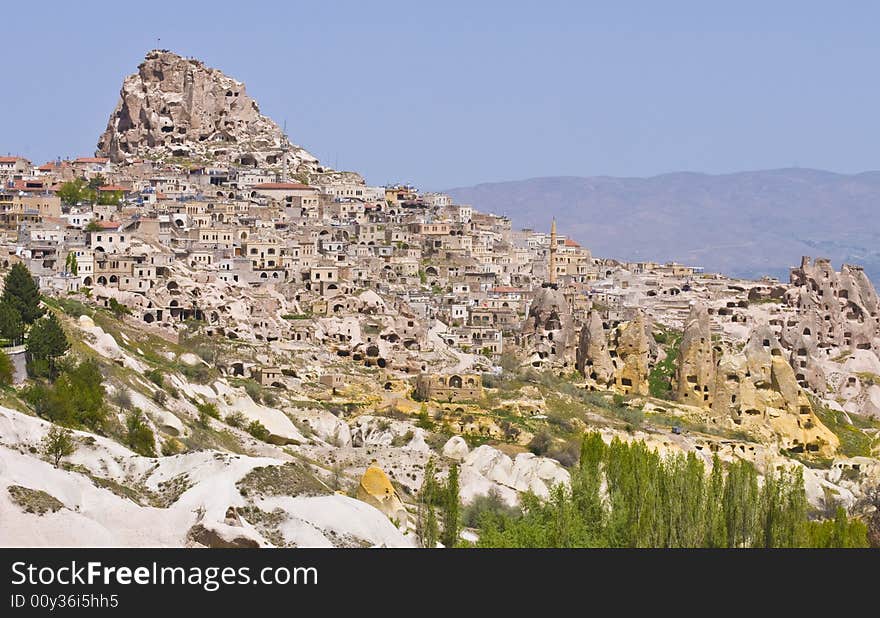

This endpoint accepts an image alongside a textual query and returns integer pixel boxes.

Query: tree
[87,174,107,190]
[0,301,24,345]
[126,409,156,457]
[441,462,461,548]
[84,219,102,233]
[722,459,760,547]
[41,425,76,468]
[0,349,14,386]
[416,459,440,548]
[704,454,727,548]
[26,313,69,379]
[2,262,43,324]
[97,190,122,206]
[57,178,96,206]
[56,359,106,428]
[857,484,880,548]
[65,252,78,276]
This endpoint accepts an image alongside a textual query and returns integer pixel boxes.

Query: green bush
[247,420,271,442]
[146,369,164,388]
[462,489,521,528]
[225,411,246,428]
[23,359,106,429]
[125,409,156,457]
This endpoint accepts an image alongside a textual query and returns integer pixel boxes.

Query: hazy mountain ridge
[447,169,880,281]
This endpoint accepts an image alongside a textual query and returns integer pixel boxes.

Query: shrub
[146,369,164,388]
[108,298,131,319]
[125,409,156,457]
[41,425,76,468]
[0,349,14,386]
[196,402,220,419]
[152,390,167,405]
[110,387,133,411]
[528,430,553,457]
[24,359,106,429]
[247,420,270,442]
[225,411,246,428]
[462,488,521,528]
[243,381,262,402]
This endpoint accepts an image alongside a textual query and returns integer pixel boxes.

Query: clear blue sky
[3,1,879,189]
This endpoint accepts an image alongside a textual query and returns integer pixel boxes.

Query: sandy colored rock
[356,463,407,525]
[576,310,614,384]
[611,310,650,395]
[97,50,319,174]
[675,302,716,407]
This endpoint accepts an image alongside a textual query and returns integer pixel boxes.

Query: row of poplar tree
[469,433,868,548]
[415,432,869,548]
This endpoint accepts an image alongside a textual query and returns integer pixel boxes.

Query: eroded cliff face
[97,50,319,173]
[709,325,838,457]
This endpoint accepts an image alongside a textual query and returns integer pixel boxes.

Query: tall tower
[548,218,558,286]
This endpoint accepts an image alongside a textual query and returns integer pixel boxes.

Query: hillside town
[0,50,878,549]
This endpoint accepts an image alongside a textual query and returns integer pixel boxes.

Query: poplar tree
[441,462,461,548]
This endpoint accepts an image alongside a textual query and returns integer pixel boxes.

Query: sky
[3,1,880,189]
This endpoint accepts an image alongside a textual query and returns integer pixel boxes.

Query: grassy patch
[7,485,64,515]
[648,334,681,399]
[811,398,874,457]
[236,462,328,498]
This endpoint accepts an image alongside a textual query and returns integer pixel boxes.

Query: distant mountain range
[446,169,880,282]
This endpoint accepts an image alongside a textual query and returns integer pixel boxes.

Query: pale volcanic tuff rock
[575,310,615,384]
[576,310,651,395]
[707,325,839,456]
[611,310,651,395]
[521,285,578,367]
[97,50,320,174]
[675,302,716,407]
[784,257,880,352]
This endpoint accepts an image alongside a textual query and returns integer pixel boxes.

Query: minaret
[548,218,558,286]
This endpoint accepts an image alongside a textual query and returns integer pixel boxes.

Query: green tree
[55,359,106,429]
[65,252,78,276]
[25,313,69,379]
[441,462,461,548]
[2,262,44,324]
[704,454,727,547]
[570,432,606,542]
[246,420,270,441]
[416,459,440,548]
[97,190,122,206]
[84,219,102,232]
[126,409,156,457]
[722,459,760,547]
[0,301,24,345]
[87,174,107,190]
[108,298,131,319]
[57,178,90,205]
[42,425,76,468]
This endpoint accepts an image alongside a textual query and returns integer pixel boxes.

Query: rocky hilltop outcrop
[97,50,320,174]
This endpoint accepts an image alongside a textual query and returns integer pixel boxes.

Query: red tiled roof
[9,180,48,192]
[252,183,315,190]
[564,239,580,247]
[98,185,128,192]
[73,157,109,164]
[0,157,23,164]
[95,221,121,229]
[491,286,525,293]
